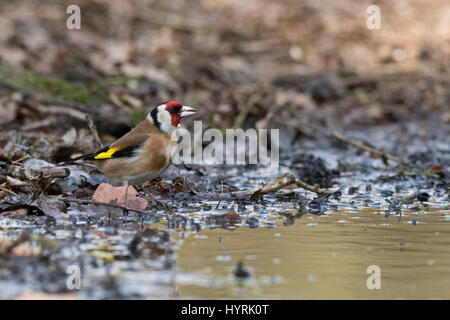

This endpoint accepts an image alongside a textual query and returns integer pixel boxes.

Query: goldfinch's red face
[149,101,196,134]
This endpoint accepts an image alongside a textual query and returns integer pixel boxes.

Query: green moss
[0,69,150,117]
[0,68,109,106]
[8,73,110,106]
[128,108,148,125]
[102,76,135,86]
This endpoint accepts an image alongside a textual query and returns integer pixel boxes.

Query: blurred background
[0,0,448,154]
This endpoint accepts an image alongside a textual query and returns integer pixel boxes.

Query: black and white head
[148,101,196,134]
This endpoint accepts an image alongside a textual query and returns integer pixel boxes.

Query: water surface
[175,207,450,299]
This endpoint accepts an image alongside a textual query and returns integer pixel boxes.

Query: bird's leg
[124,184,131,208]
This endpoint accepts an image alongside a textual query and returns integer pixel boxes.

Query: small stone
[348,186,359,195]
[246,217,259,228]
[234,261,250,278]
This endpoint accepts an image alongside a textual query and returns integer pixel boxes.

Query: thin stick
[294,179,329,195]
[11,155,31,165]
[0,186,20,197]
[85,115,104,148]
[58,197,145,214]
[257,173,296,195]
[35,104,88,122]
[22,118,54,131]
[140,188,157,205]
[231,173,329,197]
[331,131,405,164]
[6,165,70,181]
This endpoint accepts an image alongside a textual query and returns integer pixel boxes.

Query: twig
[35,168,70,179]
[231,173,329,197]
[0,186,20,197]
[33,104,88,122]
[231,173,294,197]
[6,175,31,187]
[59,197,145,214]
[294,178,329,195]
[257,173,296,195]
[22,118,54,131]
[140,188,158,205]
[331,131,405,164]
[11,155,31,165]
[182,164,204,176]
[85,115,104,148]
[6,165,70,181]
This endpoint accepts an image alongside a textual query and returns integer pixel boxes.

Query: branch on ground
[231,172,330,198]
[58,197,145,214]
[331,131,405,164]
[6,164,70,181]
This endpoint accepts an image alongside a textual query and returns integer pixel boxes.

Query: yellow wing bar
[94,147,119,159]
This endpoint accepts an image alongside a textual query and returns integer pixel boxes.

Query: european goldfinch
[79,101,196,186]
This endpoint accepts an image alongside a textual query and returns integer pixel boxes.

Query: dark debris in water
[294,154,340,188]
[234,260,251,279]
[205,212,242,230]
[379,189,394,197]
[245,217,259,228]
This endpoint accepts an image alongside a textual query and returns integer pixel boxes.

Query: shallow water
[0,121,449,299]
[175,207,450,299]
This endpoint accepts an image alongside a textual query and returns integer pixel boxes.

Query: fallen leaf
[1,208,28,219]
[37,198,70,220]
[92,183,148,211]
[429,165,443,172]
[173,182,184,193]
[206,212,242,228]
[250,188,263,201]
[11,242,41,257]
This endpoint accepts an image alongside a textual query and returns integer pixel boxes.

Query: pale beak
[179,105,196,118]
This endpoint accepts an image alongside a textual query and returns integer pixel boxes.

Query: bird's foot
[139,187,157,205]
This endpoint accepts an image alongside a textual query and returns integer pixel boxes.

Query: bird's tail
[55,148,105,167]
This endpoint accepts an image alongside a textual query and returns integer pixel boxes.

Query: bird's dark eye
[167,106,181,113]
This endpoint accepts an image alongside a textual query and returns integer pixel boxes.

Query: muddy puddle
[0,121,449,299]
[176,207,450,299]
[2,203,449,299]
